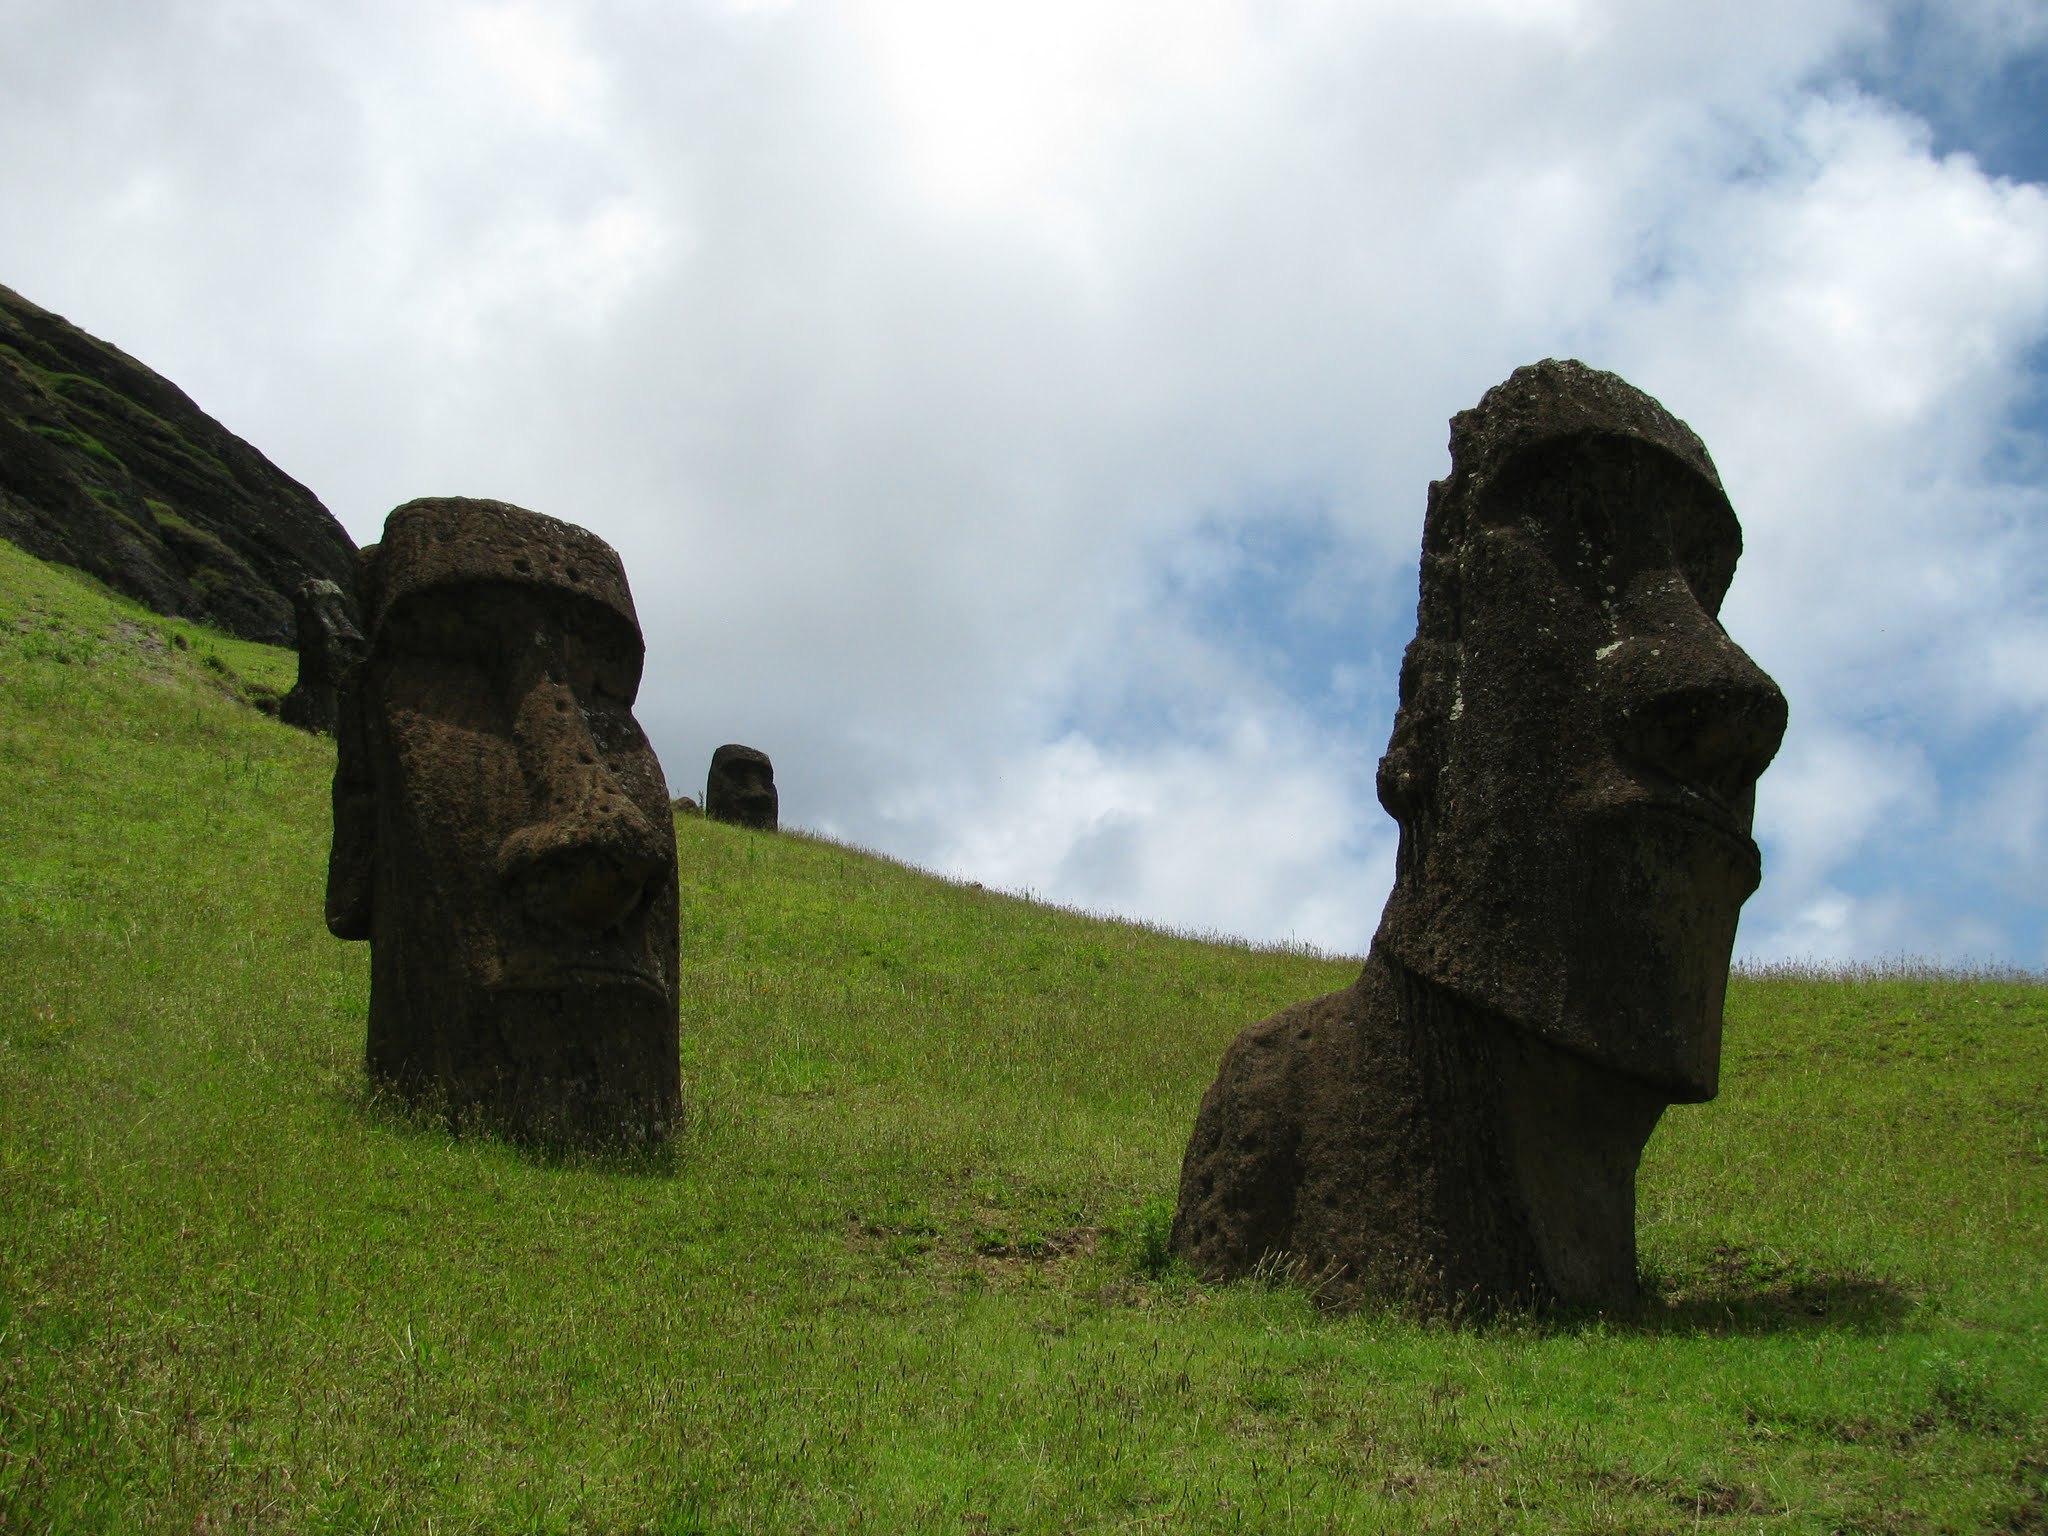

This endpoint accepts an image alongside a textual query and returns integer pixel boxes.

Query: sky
[2,0,2044,966]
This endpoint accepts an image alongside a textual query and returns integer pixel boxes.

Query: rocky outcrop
[0,282,357,646]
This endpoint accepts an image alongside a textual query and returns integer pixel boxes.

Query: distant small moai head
[325,497,680,1143]
[705,744,777,831]
[278,577,365,735]
[1374,358,1788,1099]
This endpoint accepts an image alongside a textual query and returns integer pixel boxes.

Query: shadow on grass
[1616,1243,1917,1337]
[334,1077,681,1180]
[1241,1242,1921,1337]
[1196,1239,1920,1338]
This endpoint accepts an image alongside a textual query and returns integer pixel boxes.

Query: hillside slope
[0,283,357,644]
[1,535,2043,1534]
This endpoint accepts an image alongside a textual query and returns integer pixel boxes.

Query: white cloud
[1752,727,1937,898]
[460,1,606,127]
[0,0,2042,963]
[868,715,1395,956]
[1744,886,2012,966]
[1956,718,2048,898]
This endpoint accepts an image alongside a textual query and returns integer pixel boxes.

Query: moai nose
[1602,602,1788,812]
[496,665,670,929]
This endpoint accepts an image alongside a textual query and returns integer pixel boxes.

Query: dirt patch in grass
[1671,1477,1784,1518]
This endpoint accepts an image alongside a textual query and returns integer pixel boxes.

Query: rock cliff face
[0,283,356,645]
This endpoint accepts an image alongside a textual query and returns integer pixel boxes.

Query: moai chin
[325,497,681,1143]
[1171,360,1788,1311]
[705,743,778,830]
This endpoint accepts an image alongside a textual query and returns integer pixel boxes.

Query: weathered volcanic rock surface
[1171,359,1789,1314]
[279,578,365,735]
[329,496,682,1144]
[0,283,357,644]
[706,744,779,830]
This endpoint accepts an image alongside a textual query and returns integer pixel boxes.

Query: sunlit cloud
[0,0,2041,965]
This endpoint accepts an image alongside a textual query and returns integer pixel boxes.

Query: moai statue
[325,497,681,1142]
[705,744,777,830]
[278,578,365,735]
[1172,360,1788,1311]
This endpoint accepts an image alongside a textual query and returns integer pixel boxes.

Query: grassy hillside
[2,534,2043,1535]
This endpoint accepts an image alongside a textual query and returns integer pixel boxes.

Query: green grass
[2,533,2043,1534]
[27,423,125,473]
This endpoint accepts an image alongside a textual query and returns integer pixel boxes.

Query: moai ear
[324,703,375,940]
[324,547,377,941]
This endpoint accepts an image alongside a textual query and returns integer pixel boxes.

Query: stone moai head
[1374,359,1787,1101]
[705,744,777,830]
[278,577,366,735]
[325,497,680,1143]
